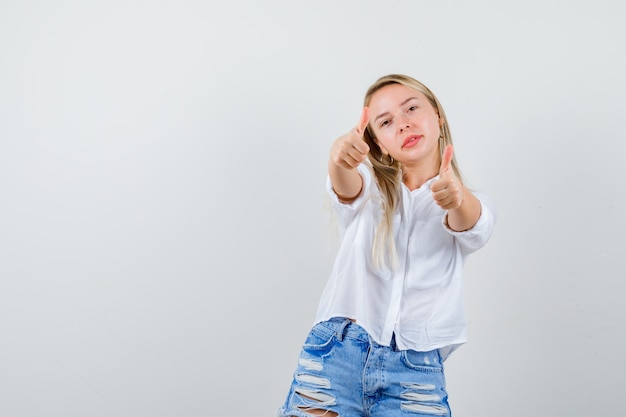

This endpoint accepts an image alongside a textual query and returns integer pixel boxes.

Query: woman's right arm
[328,108,370,203]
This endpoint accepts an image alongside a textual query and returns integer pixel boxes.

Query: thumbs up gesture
[430,145,464,210]
[329,107,371,170]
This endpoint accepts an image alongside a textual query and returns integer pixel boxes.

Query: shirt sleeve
[326,163,373,228]
[442,192,497,254]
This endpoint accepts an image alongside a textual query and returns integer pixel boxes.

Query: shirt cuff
[442,195,496,253]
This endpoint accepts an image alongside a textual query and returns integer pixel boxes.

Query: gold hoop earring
[380,154,394,166]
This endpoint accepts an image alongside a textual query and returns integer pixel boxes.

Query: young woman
[278,74,496,417]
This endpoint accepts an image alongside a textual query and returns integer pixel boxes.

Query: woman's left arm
[444,189,482,232]
[430,145,482,232]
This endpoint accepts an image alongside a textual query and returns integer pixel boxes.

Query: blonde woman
[278,74,496,417]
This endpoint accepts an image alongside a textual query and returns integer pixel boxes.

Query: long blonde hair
[362,74,462,269]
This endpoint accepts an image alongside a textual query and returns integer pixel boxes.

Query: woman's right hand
[329,107,370,170]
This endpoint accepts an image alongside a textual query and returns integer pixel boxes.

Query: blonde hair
[362,74,463,269]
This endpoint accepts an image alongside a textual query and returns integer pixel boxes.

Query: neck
[401,162,439,191]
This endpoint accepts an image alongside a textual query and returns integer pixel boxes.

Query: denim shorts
[278,317,451,417]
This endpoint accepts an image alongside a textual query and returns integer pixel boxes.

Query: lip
[402,135,422,148]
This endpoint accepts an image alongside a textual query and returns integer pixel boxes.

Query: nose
[398,115,411,132]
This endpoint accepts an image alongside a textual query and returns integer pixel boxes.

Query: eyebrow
[373,97,420,124]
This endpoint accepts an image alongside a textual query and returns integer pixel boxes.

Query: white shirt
[315,163,496,357]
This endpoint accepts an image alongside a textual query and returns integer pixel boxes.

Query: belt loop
[335,318,351,342]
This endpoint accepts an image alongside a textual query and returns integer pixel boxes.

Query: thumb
[356,107,370,136]
[439,144,454,176]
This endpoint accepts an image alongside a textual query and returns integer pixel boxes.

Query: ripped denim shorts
[278,317,451,417]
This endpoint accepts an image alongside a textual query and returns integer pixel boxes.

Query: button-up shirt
[314,162,496,357]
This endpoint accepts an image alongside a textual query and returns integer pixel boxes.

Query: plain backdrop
[1,1,624,416]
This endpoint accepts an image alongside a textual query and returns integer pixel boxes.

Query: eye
[379,119,391,128]
[407,105,418,112]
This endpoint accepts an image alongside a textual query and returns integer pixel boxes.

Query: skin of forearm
[445,188,481,232]
[328,161,363,203]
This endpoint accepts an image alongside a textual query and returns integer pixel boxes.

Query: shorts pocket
[401,350,444,373]
[302,323,337,354]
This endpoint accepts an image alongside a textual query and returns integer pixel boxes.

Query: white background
[1,1,624,416]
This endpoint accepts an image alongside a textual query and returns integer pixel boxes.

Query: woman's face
[368,83,442,170]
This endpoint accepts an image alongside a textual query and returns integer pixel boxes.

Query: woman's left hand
[430,145,464,211]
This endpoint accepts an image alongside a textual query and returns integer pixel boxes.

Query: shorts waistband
[318,317,405,351]
[318,317,376,345]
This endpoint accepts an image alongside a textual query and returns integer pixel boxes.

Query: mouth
[402,135,422,148]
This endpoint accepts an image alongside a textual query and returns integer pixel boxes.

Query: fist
[330,107,371,169]
[431,145,464,210]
